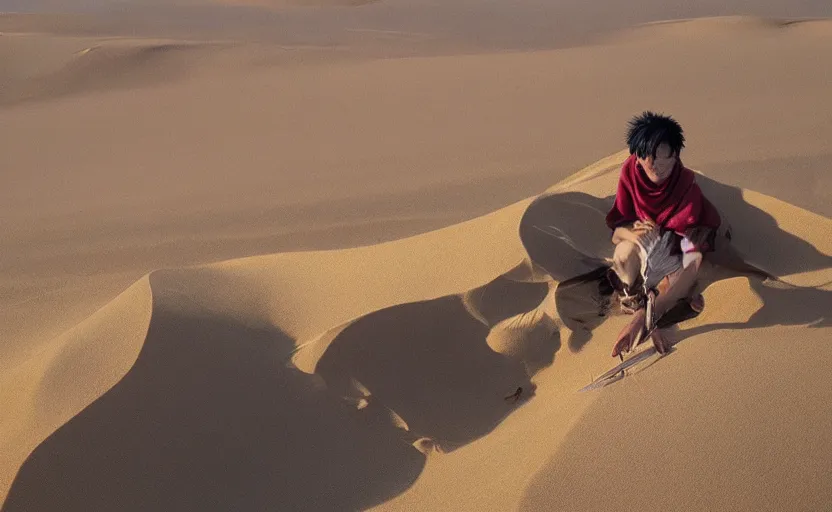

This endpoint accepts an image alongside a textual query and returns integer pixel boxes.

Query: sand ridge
[2,150,830,510]
[2,8,832,511]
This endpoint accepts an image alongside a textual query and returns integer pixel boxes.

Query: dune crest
[0,37,240,105]
[2,151,829,509]
[0,276,153,506]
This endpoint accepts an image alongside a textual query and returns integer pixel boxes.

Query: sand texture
[2,2,831,510]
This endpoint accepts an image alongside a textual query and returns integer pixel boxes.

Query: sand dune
[2,6,832,511]
[3,16,832,372]
[0,38,229,105]
[2,150,830,510]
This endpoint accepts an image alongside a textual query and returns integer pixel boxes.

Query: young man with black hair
[605,112,722,358]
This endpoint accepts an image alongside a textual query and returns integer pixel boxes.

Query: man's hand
[632,219,659,247]
[612,219,659,246]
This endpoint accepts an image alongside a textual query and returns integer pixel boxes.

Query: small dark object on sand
[504,387,523,403]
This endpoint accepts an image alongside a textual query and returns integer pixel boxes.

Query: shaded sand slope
[3,152,830,510]
[3,17,832,380]
[1,191,534,509]
[3,284,424,511]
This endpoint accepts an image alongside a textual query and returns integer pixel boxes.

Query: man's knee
[613,240,641,265]
[612,240,642,287]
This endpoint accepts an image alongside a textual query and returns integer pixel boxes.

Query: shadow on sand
[4,274,557,510]
[314,291,556,453]
[5,172,827,511]
[4,284,424,511]
[678,277,830,341]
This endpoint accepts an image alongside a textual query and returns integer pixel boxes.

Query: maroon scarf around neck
[605,153,721,235]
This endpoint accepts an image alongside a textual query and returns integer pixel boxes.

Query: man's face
[637,143,677,184]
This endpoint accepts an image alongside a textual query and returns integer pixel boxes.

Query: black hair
[626,111,685,159]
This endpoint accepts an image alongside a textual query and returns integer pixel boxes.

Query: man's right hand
[632,219,659,247]
[613,219,658,247]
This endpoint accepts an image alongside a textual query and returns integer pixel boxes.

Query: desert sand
[1,1,831,510]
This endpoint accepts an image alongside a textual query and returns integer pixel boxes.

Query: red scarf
[605,154,721,235]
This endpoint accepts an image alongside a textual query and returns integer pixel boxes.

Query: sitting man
[605,112,722,357]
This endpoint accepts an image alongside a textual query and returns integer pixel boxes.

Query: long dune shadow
[314,295,544,452]
[675,277,830,343]
[695,174,832,278]
[4,306,424,511]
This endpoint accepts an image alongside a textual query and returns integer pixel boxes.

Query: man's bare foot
[611,309,647,357]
